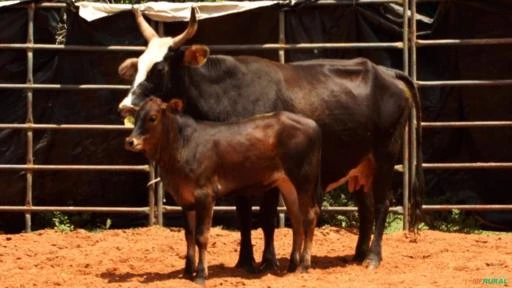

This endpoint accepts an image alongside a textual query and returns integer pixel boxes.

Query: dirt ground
[0,226,510,288]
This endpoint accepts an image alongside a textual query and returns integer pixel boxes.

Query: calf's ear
[118,58,139,80]
[183,45,210,67]
[167,99,184,113]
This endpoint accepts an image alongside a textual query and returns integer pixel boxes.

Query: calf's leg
[194,194,215,285]
[182,210,196,278]
[277,180,304,273]
[299,194,320,272]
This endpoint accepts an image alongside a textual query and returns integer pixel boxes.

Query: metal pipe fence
[0,0,511,232]
[410,0,512,218]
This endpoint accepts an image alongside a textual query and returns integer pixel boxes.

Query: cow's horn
[172,7,198,48]
[133,9,159,41]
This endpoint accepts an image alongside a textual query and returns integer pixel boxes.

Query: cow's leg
[364,145,397,269]
[195,195,214,285]
[182,209,196,278]
[277,180,304,273]
[353,189,374,263]
[234,195,257,272]
[258,188,280,272]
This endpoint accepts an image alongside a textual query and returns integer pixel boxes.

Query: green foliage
[52,212,74,233]
[68,213,112,232]
[89,217,112,232]
[35,212,111,232]
[321,186,412,233]
[321,186,359,229]
[384,213,403,234]
[424,209,481,233]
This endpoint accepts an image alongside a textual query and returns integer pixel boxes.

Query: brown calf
[125,96,322,285]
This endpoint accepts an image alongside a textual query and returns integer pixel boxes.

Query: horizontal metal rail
[0,164,149,172]
[0,43,145,52]
[416,38,512,47]
[20,0,404,9]
[0,42,403,52]
[0,206,149,213]
[0,84,130,90]
[423,163,512,170]
[395,162,512,171]
[422,121,512,128]
[310,0,402,4]
[0,124,130,131]
[417,79,512,87]
[162,205,404,213]
[422,205,512,211]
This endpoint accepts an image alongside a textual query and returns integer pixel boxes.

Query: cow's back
[180,55,412,188]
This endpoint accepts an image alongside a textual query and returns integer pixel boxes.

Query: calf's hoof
[362,255,381,270]
[299,265,310,273]
[194,276,206,286]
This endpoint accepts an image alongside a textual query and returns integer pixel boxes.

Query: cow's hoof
[183,271,194,280]
[235,258,258,274]
[259,258,280,273]
[362,256,381,270]
[352,252,367,263]
[287,262,299,273]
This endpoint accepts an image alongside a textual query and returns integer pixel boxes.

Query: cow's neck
[172,54,291,122]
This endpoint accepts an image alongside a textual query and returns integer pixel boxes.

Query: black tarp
[0,0,510,232]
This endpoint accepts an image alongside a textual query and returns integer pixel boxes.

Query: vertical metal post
[157,180,164,226]
[277,9,286,228]
[408,0,419,231]
[156,21,165,226]
[402,0,409,76]
[148,162,156,225]
[24,3,35,232]
[402,0,410,230]
[411,0,417,82]
[278,9,286,64]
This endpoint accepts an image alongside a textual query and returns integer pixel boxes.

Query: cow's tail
[396,71,425,231]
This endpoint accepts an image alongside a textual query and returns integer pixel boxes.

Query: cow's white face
[118,8,198,119]
[118,37,174,113]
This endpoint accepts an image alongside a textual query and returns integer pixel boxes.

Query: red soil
[0,226,510,287]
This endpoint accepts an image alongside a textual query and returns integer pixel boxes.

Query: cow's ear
[183,45,210,67]
[118,58,139,80]
[167,99,184,113]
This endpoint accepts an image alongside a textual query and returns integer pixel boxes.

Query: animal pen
[0,0,511,233]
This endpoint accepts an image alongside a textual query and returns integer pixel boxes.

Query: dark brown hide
[125,97,322,284]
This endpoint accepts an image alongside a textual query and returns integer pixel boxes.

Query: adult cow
[118,8,424,271]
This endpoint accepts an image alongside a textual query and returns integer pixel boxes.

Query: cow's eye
[148,115,158,123]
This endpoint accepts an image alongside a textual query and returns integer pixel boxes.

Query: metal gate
[0,0,511,233]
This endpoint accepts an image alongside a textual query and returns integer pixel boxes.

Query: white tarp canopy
[0,0,25,8]
[76,1,278,22]
[0,1,278,22]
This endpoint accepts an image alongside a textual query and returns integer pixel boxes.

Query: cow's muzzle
[119,105,137,118]
[125,137,143,152]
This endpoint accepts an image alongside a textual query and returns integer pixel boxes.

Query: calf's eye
[148,115,158,123]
